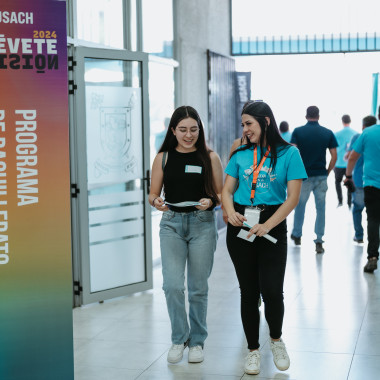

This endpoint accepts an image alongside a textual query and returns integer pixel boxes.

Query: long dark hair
[158,106,219,203]
[231,101,290,171]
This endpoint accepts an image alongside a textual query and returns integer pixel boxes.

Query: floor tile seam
[347,293,370,378]
[355,329,380,336]
[76,349,169,372]
[132,351,169,379]
[289,307,367,312]
[260,348,355,355]
[134,347,247,379]
[138,368,246,379]
[74,362,157,372]
[349,352,380,357]
[204,343,247,349]
[207,322,246,327]
[74,363,145,375]
[87,336,173,345]
[106,317,171,323]
[73,313,122,320]
[283,287,305,311]
[74,311,139,322]
[282,326,361,333]
[144,367,248,378]
[87,324,124,340]
[73,337,98,351]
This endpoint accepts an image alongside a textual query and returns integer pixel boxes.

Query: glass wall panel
[142,0,173,57]
[76,0,123,48]
[84,58,145,292]
[148,61,175,163]
[148,60,175,263]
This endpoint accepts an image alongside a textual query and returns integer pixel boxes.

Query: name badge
[185,165,202,174]
[244,208,260,227]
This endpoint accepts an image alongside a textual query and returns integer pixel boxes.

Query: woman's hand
[196,198,212,211]
[227,211,246,227]
[247,223,270,239]
[153,197,169,212]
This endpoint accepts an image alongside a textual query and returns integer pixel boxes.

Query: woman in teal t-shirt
[221,101,307,376]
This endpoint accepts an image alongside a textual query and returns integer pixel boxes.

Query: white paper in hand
[237,229,256,242]
[164,201,201,207]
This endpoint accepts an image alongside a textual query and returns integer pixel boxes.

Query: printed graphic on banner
[0,1,74,379]
[86,86,142,184]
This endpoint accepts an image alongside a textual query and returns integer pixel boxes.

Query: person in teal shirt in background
[345,106,380,273]
[279,121,292,143]
[345,115,377,244]
[334,114,357,207]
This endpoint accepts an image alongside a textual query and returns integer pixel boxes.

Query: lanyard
[250,146,270,204]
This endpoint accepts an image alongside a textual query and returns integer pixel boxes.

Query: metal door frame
[70,47,152,306]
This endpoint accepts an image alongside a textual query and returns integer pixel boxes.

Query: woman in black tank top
[149,106,223,364]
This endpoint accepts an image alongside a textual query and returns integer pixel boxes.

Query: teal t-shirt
[334,127,357,168]
[281,131,292,143]
[352,124,380,189]
[225,145,308,206]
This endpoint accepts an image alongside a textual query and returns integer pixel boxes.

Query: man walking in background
[290,106,338,254]
[345,115,377,244]
[345,108,380,273]
[334,115,357,207]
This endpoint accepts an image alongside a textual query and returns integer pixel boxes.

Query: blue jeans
[352,187,365,240]
[159,209,217,347]
[292,175,328,243]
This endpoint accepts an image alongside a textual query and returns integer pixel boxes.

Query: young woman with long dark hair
[222,101,307,375]
[149,106,223,364]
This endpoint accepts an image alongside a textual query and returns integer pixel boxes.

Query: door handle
[143,169,150,194]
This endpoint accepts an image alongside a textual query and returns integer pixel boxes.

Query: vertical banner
[0,1,74,380]
[372,73,379,116]
[235,72,251,138]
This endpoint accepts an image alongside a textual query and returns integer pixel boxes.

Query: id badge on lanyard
[244,207,260,227]
[242,146,270,231]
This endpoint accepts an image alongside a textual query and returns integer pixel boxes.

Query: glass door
[71,47,152,305]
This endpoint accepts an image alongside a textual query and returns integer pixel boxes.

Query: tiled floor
[73,180,380,379]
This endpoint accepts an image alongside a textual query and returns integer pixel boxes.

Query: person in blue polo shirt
[334,115,357,208]
[290,106,338,253]
[345,115,377,244]
[345,107,380,273]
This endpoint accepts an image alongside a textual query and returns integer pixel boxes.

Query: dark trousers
[334,167,351,206]
[364,186,380,259]
[226,204,287,350]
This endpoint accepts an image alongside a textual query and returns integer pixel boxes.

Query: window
[76,0,123,48]
[142,0,173,57]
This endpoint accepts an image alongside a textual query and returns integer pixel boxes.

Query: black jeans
[334,167,351,206]
[226,203,287,350]
[364,186,380,259]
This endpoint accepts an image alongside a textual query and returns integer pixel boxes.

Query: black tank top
[163,149,208,212]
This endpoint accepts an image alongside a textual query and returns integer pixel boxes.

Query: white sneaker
[244,350,260,375]
[188,346,204,363]
[270,339,290,371]
[167,342,188,363]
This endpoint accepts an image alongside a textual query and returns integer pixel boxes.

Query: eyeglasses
[176,127,200,134]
